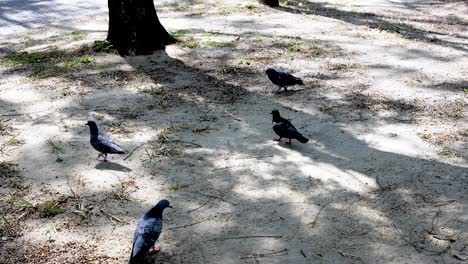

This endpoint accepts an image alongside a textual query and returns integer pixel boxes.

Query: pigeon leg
[103,153,109,162]
[149,245,161,255]
[273,137,282,142]
[96,153,103,161]
[286,138,292,145]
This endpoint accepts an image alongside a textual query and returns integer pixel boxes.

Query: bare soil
[0,0,467,263]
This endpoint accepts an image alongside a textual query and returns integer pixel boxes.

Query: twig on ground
[300,250,307,258]
[187,202,209,213]
[209,235,282,241]
[189,191,238,205]
[168,218,211,230]
[175,140,202,147]
[124,143,145,160]
[235,155,274,160]
[430,209,441,233]
[212,164,252,171]
[240,249,288,259]
[309,202,331,227]
[101,209,126,223]
[1,213,10,225]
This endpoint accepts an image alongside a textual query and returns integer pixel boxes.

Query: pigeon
[271,110,309,144]
[265,68,303,93]
[85,120,128,162]
[129,199,173,264]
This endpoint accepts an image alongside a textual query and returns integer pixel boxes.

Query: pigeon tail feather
[296,133,309,143]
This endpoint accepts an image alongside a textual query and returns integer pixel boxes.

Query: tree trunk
[107,0,176,55]
[259,0,279,7]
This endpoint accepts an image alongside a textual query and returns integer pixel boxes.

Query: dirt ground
[0,0,467,263]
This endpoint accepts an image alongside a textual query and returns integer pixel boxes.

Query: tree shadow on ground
[275,1,467,52]
[1,19,467,263]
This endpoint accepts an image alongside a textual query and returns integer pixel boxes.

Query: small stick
[16,212,29,222]
[209,235,282,241]
[187,202,209,213]
[176,140,202,147]
[300,250,307,258]
[430,209,441,233]
[309,202,331,227]
[240,248,288,259]
[189,191,238,205]
[72,210,87,218]
[124,144,145,161]
[168,218,211,230]
[101,209,126,223]
[1,213,10,225]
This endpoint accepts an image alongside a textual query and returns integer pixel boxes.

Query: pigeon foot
[273,138,281,142]
[286,139,292,145]
[149,245,161,255]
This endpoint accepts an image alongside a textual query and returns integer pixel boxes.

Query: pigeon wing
[278,72,302,86]
[97,132,127,154]
[130,218,163,259]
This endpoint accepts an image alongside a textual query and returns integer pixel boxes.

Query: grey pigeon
[265,68,303,93]
[129,199,172,264]
[271,110,309,144]
[85,120,128,162]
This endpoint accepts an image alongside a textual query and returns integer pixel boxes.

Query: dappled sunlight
[0,0,467,263]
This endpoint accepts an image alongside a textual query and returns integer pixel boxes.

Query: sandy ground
[0,0,467,263]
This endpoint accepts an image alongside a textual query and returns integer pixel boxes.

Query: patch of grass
[0,119,12,136]
[144,143,182,160]
[180,36,200,49]
[309,43,326,56]
[217,6,240,16]
[70,31,87,40]
[204,40,234,48]
[327,62,352,71]
[15,199,33,207]
[446,14,464,25]
[237,58,251,65]
[287,41,303,54]
[192,125,214,134]
[2,49,97,78]
[280,0,292,6]
[93,40,114,53]
[112,177,137,200]
[167,183,191,191]
[253,36,265,42]
[46,139,64,162]
[109,123,133,134]
[320,101,333,112]
[38,201,64,218]
[170,29,190,41]
[464,88,468,93]
[67,174,85,199]
[44,224,62,241]
[244,3,257,10]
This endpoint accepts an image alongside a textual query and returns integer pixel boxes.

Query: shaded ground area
[0,0,467,263]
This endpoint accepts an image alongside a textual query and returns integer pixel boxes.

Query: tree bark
[107,0,176,55]
[259,0,279,7]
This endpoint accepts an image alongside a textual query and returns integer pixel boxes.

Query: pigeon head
[271,110,282,121]
[85,120,99,135]
[265,68,276,76]
[271,109,280,116]
[156,199,173,210]
[147,199,172,219]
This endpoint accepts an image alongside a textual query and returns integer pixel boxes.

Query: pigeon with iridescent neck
[271,110,309,144]
[85,120,128,162]
[129,199,173,264]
